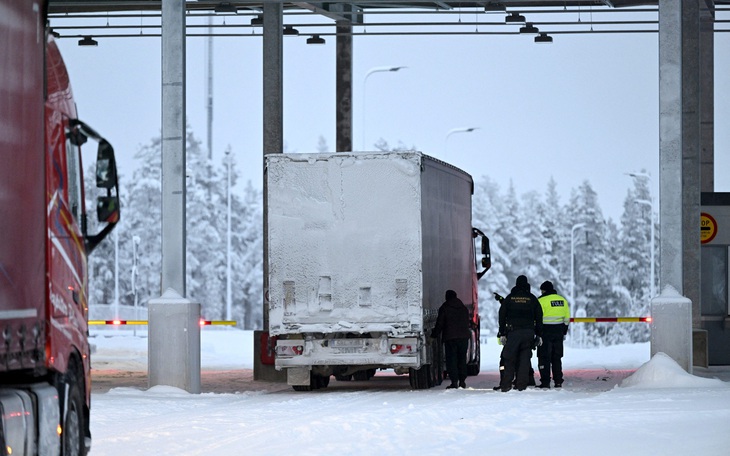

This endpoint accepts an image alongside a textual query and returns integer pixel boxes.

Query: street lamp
[571,222,586,307]
[444,127,479,156]
[361,66,406,150]
[635,199,655,298]
[625,172,655,298]
[131,235,140,335]
[225,148,232,321]
[113,228,119,319]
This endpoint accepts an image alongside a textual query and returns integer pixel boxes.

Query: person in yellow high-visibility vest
[536,281,571,389]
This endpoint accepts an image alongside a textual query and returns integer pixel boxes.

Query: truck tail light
[390,344,416,355]
[276,345,304,356]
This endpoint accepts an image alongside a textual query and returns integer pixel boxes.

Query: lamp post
[225,148,232,321]
[113,228,119,319]
[361,66,406,150]
[571,222,586,307]
[131,235,140,335]
[635,199,655,298]
[625,172,655,298]
[444,127,479,156]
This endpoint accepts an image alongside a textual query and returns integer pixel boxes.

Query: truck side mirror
[97,196,120,223]
[472,227,492,279]
[481,256,491,270]
[96,140,118,189]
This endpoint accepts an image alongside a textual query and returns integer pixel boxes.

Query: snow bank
[619,352,728,389]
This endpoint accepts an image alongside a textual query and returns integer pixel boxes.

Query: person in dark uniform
[536,280,571,388]
[432,289,471,389]
[492,292,537,390]
[498,275,543,392]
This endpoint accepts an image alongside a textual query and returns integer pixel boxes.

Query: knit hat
[540,281,555,292]
[445,290,457,300]
[515,275,529,288]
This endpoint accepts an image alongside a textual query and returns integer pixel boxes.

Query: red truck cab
[1,1,120,455]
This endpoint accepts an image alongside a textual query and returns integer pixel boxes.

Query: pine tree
[566,181,626,346]
[540,178,565,293]
[618,171,653,342]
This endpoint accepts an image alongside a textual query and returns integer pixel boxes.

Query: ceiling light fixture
[78,36,98,46]
[283,25,299,36]
[306,34,326,45]
[535,32,553,43]
[505,12,526,24]
[519,23,539,34]
[214,2,237,14]
[484,2,506,12]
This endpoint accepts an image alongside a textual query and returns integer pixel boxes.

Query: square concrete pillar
[148,288,201,393]
[651,285,693,373]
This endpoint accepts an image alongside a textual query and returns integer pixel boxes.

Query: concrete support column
[160,0,186,297]
[152,1,200,393]
[262,2,283,158]
[658,0,684,294]
[336,21,353,152]
[680,0,701,327]
[699,3,715,192]
[262,1,282,334]
[148,289,201,393]
[257,2,286,382]
[651,286,693,373]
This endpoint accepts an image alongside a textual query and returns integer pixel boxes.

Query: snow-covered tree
[617,171,654,342]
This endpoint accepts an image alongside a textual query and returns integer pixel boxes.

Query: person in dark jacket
[492,292,537,390]
[498,275,543,392]
[432,289,471,389]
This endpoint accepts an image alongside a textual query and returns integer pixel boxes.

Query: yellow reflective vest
[538,292,571,325]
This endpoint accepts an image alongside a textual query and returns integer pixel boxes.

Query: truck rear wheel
[61,367,87,456]
[431,338,443,386]
[292,373,330,391]
[408,366,430,390]
[467,340,481,376]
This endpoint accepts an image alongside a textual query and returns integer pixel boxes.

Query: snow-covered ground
[89,327,730,455]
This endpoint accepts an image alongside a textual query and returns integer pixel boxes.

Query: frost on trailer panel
[419,154,475,317]
[266,152,425,336]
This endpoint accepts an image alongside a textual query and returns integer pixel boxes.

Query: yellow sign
[701,212,717,244]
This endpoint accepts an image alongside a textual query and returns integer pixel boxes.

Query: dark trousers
[444,338,469,385]
[537,326,565,385]
[499,353,535,386]
[500,328,535,390]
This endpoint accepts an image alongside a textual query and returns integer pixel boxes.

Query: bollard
[650,285,693,373]
[148,288,201,393]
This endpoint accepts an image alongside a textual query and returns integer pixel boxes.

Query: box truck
[265,151,488,390]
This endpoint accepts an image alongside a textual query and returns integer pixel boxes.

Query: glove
[493,292,504,302]
[534,336,543,348]
[499,336,507,346]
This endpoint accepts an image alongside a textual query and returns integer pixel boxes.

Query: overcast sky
[54,8,730,222]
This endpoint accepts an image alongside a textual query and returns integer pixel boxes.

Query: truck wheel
[467,341,481,376]
[315,374,330,388]
[430,338,443,386]
[353,370,370,381]
[408,366,430,390]
[61,368,86,456]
